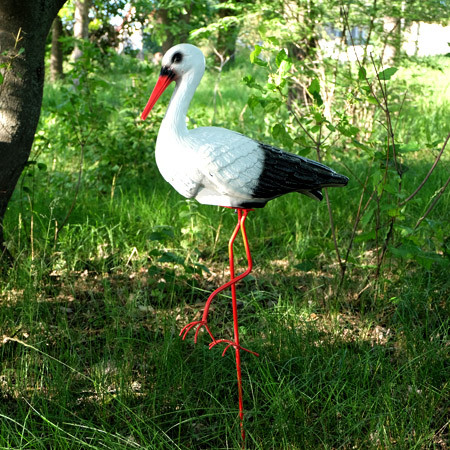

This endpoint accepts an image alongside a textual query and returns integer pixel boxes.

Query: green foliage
[377,66,398,81]
[35,41,158,196]
[241,29,449,283]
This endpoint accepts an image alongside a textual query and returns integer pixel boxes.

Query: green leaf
[274,59,291,86]
[149,231,167,242]
[378,67,398,81]
[387,208,403,218]
[294,261,316,272]
[149,226,174,242]
[157,252,184,265]
[247,94,262,110]
[149,249,161,258]
[354,230,376,243]
[250,45,266,66]
[389,244,418,259]
[361,209,374,227]
[275,49,289,67]
[195,262,211,274]
[278,59,292,76]
[358,66,367,81]
[264,98,282,113]
[266,36,280,46]
[383,182,399,195]
[272,123,293,147]
[337,124,359,137]
[308,78,320,95]
[0,72,3,85]
[416,252,447,269]
[249,45,260,63]
[398,142,420,153]
[313,112,324,123]
[352,139,372,153]
[258,24,267,36]
[242,75,264,91]
[148,265,162,276]
[308,78,323,106]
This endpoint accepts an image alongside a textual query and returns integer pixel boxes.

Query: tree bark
[283,1,319,108]
[215,0,241,66]
[155,7,190,54]
[155,8,174,54]
[72,0,90,61]
[51,15,64,81]
[0,0,67,261]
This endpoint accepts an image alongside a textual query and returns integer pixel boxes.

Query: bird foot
[179,320,216,344]
[209,339,259,358]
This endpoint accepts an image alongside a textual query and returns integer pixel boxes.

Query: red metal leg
[231,209,250,442]
[179,208,259,444]
[208,209,258,356]
[179,210,242,344]
[180,209,258,357]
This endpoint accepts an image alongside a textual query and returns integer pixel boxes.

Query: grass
[1,49,449,448]
[1,273,447,448]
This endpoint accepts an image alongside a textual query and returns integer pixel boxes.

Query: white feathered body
[156,125,264,207]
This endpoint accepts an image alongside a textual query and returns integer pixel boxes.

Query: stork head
[141,44,205,120]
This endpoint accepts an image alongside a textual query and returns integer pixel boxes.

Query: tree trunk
[51,15,64,81]
[392,17,403,62]
[215,0,241,66]
[72,0,90,61]
[283,1,319,108]
[154,8,173,54]
[0,0,67,261]
[155,7,190,54]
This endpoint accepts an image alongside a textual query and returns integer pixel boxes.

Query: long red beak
[141,74,174,120]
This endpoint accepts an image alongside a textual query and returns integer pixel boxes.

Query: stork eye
[171,52,183,64]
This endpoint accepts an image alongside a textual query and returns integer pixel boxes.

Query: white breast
[155,125,264,206]
[155,129,202,199]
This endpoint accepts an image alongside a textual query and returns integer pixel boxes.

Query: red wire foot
[209,339,259,357]
[179,320,217,344]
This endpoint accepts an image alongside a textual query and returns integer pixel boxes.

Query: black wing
[251,143,348,201]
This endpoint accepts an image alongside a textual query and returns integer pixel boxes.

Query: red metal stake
[180,208,259,444]
[231,209,250,442]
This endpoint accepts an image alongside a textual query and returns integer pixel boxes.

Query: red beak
[141,74,174,120]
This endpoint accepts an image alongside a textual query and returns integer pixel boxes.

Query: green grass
[1,271,448,448]
[1,49,449,448]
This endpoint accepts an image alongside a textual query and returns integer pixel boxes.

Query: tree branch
[399,131,450,206]
[414,175,450,229]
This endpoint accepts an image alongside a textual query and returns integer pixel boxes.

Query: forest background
[0,0,449,448]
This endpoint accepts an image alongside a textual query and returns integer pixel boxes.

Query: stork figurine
[141,43,348,442]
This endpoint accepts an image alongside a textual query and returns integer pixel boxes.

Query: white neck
[161,68,204,136]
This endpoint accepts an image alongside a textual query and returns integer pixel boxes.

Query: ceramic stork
[141,43,348,442]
